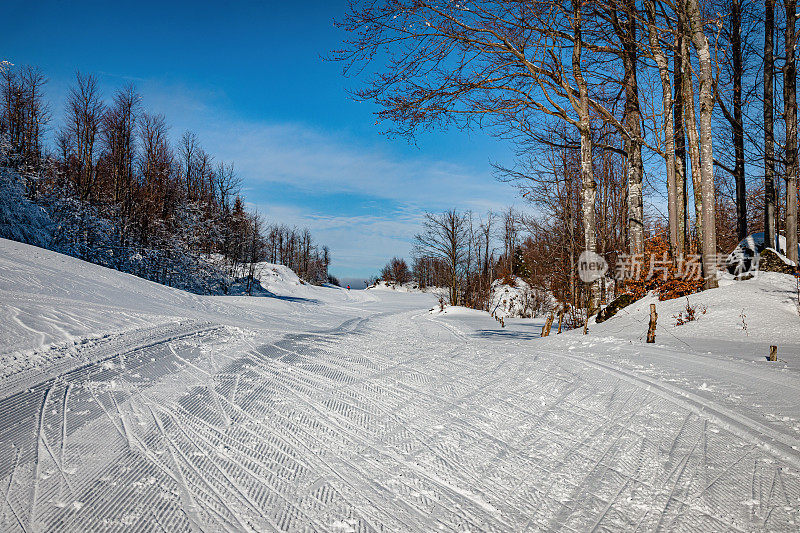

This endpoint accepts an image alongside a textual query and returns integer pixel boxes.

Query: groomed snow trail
[2,303,800,532]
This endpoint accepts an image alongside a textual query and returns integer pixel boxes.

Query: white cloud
[202,120,512,213]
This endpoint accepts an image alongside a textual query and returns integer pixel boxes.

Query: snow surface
[588,273,800,360]
[1,237,800,531]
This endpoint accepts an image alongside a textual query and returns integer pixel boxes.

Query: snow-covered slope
[0,238,376,384]
[367,280,428,292]
[244,261,320,298]
[584,273,800,360]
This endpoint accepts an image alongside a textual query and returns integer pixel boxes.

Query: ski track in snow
[0,305,799,532]
[1,240,800,532]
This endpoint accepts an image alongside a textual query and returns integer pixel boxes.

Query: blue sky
[2,0,520,280]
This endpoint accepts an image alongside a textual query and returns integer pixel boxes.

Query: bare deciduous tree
[414,210,470,305]
[765,0,778,249]
[63,72,104,201]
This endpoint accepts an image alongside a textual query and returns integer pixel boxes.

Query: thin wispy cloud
[204,120,511,213]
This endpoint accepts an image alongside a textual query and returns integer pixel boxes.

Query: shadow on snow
[472,329,542,341]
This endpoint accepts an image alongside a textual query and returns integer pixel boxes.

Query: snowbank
[253,261,303,287]
[582,272,800,361]
[428,305,488,317]
[239,261,325,300]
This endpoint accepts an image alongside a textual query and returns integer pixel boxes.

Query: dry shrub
[624,235,704,301]
[673,298,707,325]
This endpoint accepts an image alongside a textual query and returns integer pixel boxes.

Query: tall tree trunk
[785,0,799,264]
[681,33,704,252]
[686,0,719,288]
[674,18,688,253]
[449,213,460,306]
[732,0,748,241]
[765,0,777,249]
[623,0,645,255]
[646,1,678,256]
[566,156,577,310]
[572,1,600,312]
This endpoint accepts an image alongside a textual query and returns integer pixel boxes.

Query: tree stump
[646,303,657,343]
[541,312,554,337]
[769,345,778,361]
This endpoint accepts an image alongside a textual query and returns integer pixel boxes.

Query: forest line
[1,62,334,293]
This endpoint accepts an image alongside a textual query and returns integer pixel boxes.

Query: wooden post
[557,308,565,334]
[769,345,778,361]
[500,317,505,328]
[542,312,554,337]
[647,303,657,343]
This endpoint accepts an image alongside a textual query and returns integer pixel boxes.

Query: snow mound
[428,305,487,317]
[727,232,799,273]
[489,276,553,318]
[248,262,307,295]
